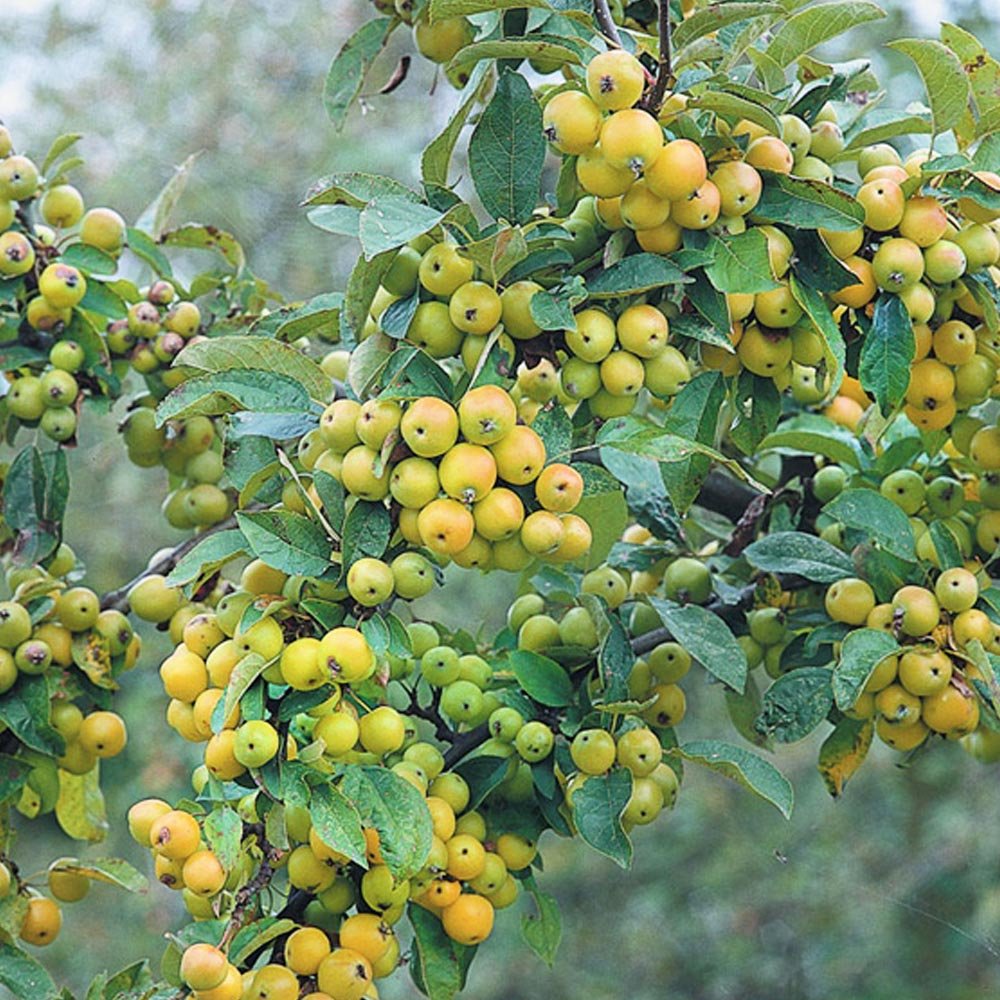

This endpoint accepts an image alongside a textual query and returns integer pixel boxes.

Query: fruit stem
[592,0,623,48]
[645,0,673,114]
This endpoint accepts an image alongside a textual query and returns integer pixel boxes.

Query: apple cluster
[301,385,592,575]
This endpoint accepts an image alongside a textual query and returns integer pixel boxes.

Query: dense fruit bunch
[7,3,1000,999]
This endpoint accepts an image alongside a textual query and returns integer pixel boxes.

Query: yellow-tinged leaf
[71,632,117,691]
[56,766,108,842]
[818,717,873,798]
[0,892,28,938]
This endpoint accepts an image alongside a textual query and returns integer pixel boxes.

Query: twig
[644,0,674,115]
[405,686,455,744]
[100,508,255,611]
[631,573,811,655]
[443,723,489,769]
[593,0,623,48]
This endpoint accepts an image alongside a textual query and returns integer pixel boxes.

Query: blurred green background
[3,1,1000,997]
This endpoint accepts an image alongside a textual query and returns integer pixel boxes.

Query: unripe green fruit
[440,680,485,724]
[558,606,598,649]
[872,237,924,292]
[507,593,545,633]
[80,207,126,253]
[514,720,554,762]
[421,645,461,687]
[663,557,712,604]
[518,614,560,652]
[880,468,925,515]
[128,574,182,624]
[813,465,847,502]
[748,607,787,646]
[489,706,525,742]
[925,476,964,518]
[382,246,422,296]
[0,155,39,200]
[923,240,967,284]
[0,602,31,650]
[935,567,979,613]
[347,557,395,607]
[233,720,280,768]
[581,566,628,608]
[7,376,45,421]
[49,340,85,373]
[390,551,435,600]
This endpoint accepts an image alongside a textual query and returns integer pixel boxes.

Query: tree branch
[644,0,673,114]
[100,510,246,611]
[443,723,489,769]
[593,0,623,48]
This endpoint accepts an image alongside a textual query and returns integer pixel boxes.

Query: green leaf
[572,769,633,868]
[927,519,963,570]
[176,335,331,402]
[649,598,748,693]
[842,107,932,151]
[658,372,727,514]
[165,530,248,589]
[704,229,780,294]
[859,293,913,417]
[469,69,545,224]
[203,807,242,872]
[508,649,573,706]
[423,63,492,190]
[220,654,268,731]
[161,224,245,270]
[454,754,511,812]
[309,783,367,867]
[521,875,562,967]
[156,370,312,425]
[887,38,970,136]
[236,510,332,578]
[125,227,174,277]
[0,943,58,1000]
[688,90,781,135]
[59,243,117,276]
[758,667,835,743]
[0,675,64,755]
[764,1,885,68]
[594,617,635,707]
[832,628,902,710]
[42,132,83,174]
[307,204,361,237]
[303,172,420,209]
[753,171,865,230]
[743,531,855,582]
[408,904,476,1000]
[823,489,916,561]
[342,500,392,569]
[725,673,771,749]
[380,293,419,340]
[254,292,344,343]
[667,740,793,818]
[533,405,573,462]
[323,17,393,129]
[376,345,453,401]
[758,425,863,469]
[135,152,201,238]
[313,471,346,537]
[587,252,689,298]
[672,3,782,50]
[359,196,447,261]
[48,856,148,893]
[449,38,582,75]
[341,250,397,344]
[79,278,128,319]
[729,372,782,456]
[573,483,630,570]
[3,446,68,566]
[941,22,1000,127]
[56,765,108,842]
[230,918,298,968]
[788,274,845,395]
[341,766,433,879]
